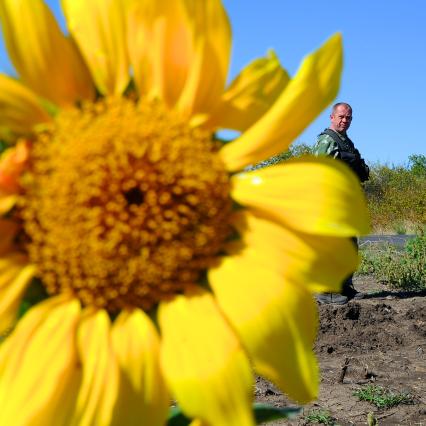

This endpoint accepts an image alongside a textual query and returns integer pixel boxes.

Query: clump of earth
[255,276,426,425]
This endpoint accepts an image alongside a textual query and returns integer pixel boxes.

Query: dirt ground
[255,276,426,425]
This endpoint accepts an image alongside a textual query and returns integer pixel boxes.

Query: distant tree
[408,154,426,177]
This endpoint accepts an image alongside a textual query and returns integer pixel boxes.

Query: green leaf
[167,404,301,425]
[167,407,191,426]
[0,140,8,154]
[18,278,49,319]
[253,403,301,423]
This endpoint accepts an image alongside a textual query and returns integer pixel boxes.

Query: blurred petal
[176,0,232,117]
[110,309,168,426]
[0,139,30,194]
[0,296,81,426]
[207,50,290,131]
[124,0,193,105]
[0,0,94,106]
[189,420,205,426]
[0,74,50,137]
[0,253,35,333]
[159,289,254,426]
[230,212,358,293]
[125,0,231,117]
[231,156,370,236]
[70,309,119,426]
[0,195,16,215]
[209,253,319,403]
[62,0,129,95]
[221,33,343,171]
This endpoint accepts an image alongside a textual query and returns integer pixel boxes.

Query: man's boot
[316,293,348,305]
[342,275,365,300]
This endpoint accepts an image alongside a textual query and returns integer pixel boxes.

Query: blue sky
[222,0,426,165]
[1,1,424,165]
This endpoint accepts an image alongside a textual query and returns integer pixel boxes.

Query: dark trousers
[341,237,358,296]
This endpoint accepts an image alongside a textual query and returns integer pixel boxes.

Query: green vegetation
[364,155,426,234]
[304,409,336,425]
[358,232,426,290]
[353,385,413,409]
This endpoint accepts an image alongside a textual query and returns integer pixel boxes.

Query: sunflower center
[20,98,232,312]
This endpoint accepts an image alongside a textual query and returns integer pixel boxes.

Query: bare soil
[255,276,426,425]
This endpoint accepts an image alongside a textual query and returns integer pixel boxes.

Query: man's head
[330,102,352,134]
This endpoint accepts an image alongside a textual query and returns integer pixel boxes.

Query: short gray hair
[332,102,352,114]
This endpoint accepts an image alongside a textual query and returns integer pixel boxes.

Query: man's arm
[314,134,370,182]
[313,134,340,158]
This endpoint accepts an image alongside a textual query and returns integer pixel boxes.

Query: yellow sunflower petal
[0,195,16,215]
[0,139,30,194]
[62,0,129,95]
[0,254,35,333]
[110,309,168,426]
[221,33,343,171]
[0,74,50,137]
[125,0,231,117]
[0,0,94,106]
[176,0,232,118]
[158,289,254,426]
[207,50,290,131]
[231,156,370,236]
[0,296,81,426]
[124,0,193,105]
[189,421,205,426]
[70,309,120,426]
[209,254,319,403]
[231,212,358,294]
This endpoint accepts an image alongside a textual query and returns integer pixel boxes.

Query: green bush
[408,154,426,177]
[364,160,426,233]
[357,246,384,276]
[357,232,426,290]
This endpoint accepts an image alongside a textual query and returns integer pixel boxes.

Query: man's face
[330,105,352,133]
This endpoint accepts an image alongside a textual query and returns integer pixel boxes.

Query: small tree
[408,154,426,177]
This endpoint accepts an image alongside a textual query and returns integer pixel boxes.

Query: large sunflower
[0,0,369,425]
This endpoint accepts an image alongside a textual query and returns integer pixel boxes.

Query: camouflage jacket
[313,128,369,182]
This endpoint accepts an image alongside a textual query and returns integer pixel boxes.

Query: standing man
[313,102,369,304]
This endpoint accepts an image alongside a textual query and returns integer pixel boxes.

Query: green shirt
[313,129,349,158]
[313,128,370,182]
